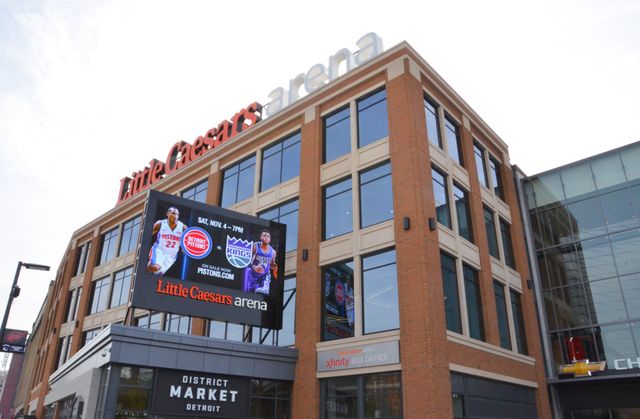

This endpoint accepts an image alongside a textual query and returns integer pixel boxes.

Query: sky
[0,0,639,346]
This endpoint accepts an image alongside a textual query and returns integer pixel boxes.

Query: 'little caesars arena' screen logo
[225,236,252,268]
[181,227,212,259]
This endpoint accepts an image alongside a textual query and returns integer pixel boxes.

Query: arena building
[13,34,552,418]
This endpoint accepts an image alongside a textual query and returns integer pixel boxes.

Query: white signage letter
[170,385,182,398]
[328,48,354,80]
[288,73,306,105]
[355,32,383,66]
[265,87,288,117]
[305,63,328,93]
[614,359,628,370]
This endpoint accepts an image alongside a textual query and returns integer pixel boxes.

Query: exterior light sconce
[403,217,411,231]
[302,249,309,261]
[428,217,437,231]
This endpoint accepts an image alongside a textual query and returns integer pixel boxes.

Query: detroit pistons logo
[181,227,212,259]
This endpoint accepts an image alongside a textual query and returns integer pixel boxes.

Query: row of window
[433,166,516,269]
[441,252,527,354]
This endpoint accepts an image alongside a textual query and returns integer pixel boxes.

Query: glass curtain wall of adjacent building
[524,142,640,373]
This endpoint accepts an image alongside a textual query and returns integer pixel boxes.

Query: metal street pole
[0,261,50,347]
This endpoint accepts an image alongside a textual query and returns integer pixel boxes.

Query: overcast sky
[0,0,638,345]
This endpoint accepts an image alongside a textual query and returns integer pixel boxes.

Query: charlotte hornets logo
[226,236,253,268]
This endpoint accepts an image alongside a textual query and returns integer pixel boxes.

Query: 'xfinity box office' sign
[132,190,286,329]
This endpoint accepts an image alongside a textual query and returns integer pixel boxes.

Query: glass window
[363,250,399,334]
[499,219,516,269]
[620,273,640,320]
[278,277,296,347]
[221,155,256,207]
[586,278,627,324]
[82,328,101,346]
[323,178,353,240]
[181,179,208,203]
[136,312,162,330]
[580,236,617,281]
[118,216,141,256]
[357,88,389,148]
[260,131,301,191]
[109,267,133,308]
[474,142,488,187]
[207,320,244,341]
[494,282,512,350]
[74,242,91,276]
[453,183,473,243]
[611,229,640,276]
[510,290,528,355]
[65,287,81,322]
[164,313,191,334]
[322,260,355,341]
[360,162,394,228]
[259,200,298,252]
[561,162,597,200]
[116,367,153,419]
[88,276,110,315]
[601,188,639,233]
[441,252,462,333]
[444,116,463,165]
[621,144,640,181]
[484,207,500,259]
[432,167,451,228]
[566,196,606,240]
[324,106,351,163]
[323,372,402,419]
[250,380,291,419]
[98,227,119,265]
[489,156,504,199]
[463,265,484,341]
[424,95,442,147]
[591,153,626,190]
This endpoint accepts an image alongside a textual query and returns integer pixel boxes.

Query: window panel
[611,229,640,276]
[600,188,639,233]
[566,196,606,240]
[621,144,640,181]
[323,178,353,240]
[89,276,110,315]
[259,200,298,252]
[579,237,617,281]
[620,273,640,320]
[424,96,442,147]
[260,132,301,191]
[362,250,399,334]
[591,153,627,190]
[181,180,208,203]
[474,142,488,187]
[109,267,133,308]
[494,282,512,349]
[499,219,516,269]
[453,183,473,243]
[360,162,393,228]
[98,228,119,265]
[432,167,451,228]
[488,156,504,199]
[75,242,91,276]
[586,278,627,324]
[324,106,351,163]
[164,313,191,334]
[357,88,388,148]
[561,162,596,200]
[444,117,462,165]
[484,207,499,259]
[510,290,528,354]
[118,216,141,256]
[322,261,355,341]
[463,265,484,341]
[441,253,462,333]
[221,156,256,207]
[278,277,296,347]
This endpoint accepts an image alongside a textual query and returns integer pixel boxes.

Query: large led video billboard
[132,190,286,329]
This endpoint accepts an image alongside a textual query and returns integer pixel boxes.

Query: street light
[0,261,50,347]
